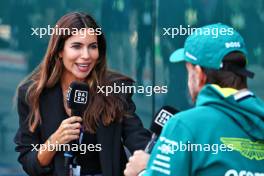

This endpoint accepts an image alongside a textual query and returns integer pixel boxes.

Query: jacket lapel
[39,83,67,141]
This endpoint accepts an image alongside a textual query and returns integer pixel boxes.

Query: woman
[14,12,150,176]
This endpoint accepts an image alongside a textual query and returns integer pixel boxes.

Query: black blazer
[14,79,151,176]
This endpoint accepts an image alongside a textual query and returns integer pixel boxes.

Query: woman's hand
[124,150,150,176]
[37,116,82,166]
[52,116,82,144]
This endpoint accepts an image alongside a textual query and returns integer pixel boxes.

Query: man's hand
[124,150,150,176]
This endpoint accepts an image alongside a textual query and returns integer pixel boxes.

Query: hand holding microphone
[124,150,150,176]
[124,106,179,176]
[37,116,82,168]
[52,116,82,144]
[36,82,88,170]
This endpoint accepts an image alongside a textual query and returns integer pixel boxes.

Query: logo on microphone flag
[155,110,174,127]
[74,90,88,104]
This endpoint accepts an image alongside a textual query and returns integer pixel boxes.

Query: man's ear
[194,65,207,87]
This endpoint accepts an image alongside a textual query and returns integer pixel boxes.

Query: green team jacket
[143,84,264,176]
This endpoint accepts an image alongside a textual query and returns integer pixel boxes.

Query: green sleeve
[143,116,194,176]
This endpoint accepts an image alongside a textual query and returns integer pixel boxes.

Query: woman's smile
[75,62,91,73]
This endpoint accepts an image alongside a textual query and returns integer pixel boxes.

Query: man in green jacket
[124,23,264,176]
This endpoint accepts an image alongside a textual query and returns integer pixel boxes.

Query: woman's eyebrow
[89,42,98,45]
[70,42,83,45]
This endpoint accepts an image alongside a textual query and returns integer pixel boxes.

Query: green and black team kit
[143,84,264,176]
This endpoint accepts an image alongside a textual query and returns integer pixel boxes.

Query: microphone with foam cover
[145,106,179,153]
[64,81,89,176]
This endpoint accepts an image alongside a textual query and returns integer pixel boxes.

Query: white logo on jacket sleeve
[225,42,241,48]
[225,169,264,176]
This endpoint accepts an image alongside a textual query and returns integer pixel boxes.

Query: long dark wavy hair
[19,12,133,133]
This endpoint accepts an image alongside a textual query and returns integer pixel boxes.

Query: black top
[76,132,101,174]
[14,75,151,176]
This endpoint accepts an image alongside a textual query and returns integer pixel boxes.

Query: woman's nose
[81,47,90,60]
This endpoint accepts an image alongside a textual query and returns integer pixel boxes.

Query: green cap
[170,23,254,78]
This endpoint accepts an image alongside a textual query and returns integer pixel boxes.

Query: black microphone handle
[64,110,82,176]
[71,109,82,117]
[144,133,158,153]
[71,109,84,145]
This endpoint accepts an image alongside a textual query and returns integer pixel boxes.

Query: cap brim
[169,48,185,63]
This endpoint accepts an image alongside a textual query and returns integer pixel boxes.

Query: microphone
[66,81,89,145]
[64,81,89,176]
[144,106,179,153]
[67,81,89,117]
